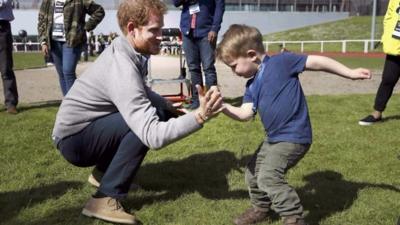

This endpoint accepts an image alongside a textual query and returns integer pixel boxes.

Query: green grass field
[13,52,46,70]
[264,16,384,41]
[264,16,384,53]
[0,95,399,225]
[12,52,97,71]
[3,15,398,225]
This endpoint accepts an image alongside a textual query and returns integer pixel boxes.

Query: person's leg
[360,54,400,125]
[50,41,68,95]
[233,141,272,225]
[58,112,147,196]
[89,108,174,191]
[198,36,217,88]
[61,43,82,94]
[0,21,18,110]
[182,34,202,108]
[374,54,400,113]
[257,142,310,222]
[58,113,146,224]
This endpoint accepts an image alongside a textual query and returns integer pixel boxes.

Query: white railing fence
[13,42,41,52]
[264,39,381,53]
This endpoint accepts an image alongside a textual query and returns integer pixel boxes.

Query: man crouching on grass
[51,0,222,224]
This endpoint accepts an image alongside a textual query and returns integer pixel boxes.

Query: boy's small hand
[349,68,372,80]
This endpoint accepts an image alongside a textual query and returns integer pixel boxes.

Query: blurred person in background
[38,0,105,96]
[173,0,225,109]
[359,0,400,125]
[0,0,18,114]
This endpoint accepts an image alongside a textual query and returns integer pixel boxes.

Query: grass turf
[0,94,399,225]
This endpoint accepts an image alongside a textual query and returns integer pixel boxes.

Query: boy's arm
[305,55,372,80]
[222,103,254,121]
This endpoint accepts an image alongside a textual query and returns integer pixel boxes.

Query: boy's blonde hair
[216,24,265,63]
[117,0,167,35]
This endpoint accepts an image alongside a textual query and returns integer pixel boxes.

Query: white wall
[11,10,348,37]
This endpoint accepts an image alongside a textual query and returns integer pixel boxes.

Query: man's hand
[208,31,217,47]
[41,44,49,56]
[164,101,189,118]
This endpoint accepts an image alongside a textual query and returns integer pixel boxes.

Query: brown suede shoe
[233,207,269,225]
[82,197,137,224]
[283,215,307,225]
[6,106,18,114]
[88,174,141,191]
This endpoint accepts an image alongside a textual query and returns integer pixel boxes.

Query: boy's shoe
[233,207,269,225]
[88,174,141,191]
[358,115,382,126]
[82,197,137,224]
[283,216,307,225]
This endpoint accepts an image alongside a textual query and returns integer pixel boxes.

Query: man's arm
[305,55,371,80]
[84,0,105,32]
[211,0,225,33]
[222,103,254,121]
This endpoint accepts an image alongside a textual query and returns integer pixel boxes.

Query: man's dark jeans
[182,34,217,107]
[57,110,172,198]
[0,20,18,108]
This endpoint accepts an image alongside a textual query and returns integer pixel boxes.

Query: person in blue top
[173,0,224,109]
[216,24,372,225]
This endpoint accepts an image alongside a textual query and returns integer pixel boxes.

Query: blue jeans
[57,109,172,198]
[50,41,82,96]
[182,34,217,106]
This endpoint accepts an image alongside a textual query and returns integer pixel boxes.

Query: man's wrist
[195,110,207,124]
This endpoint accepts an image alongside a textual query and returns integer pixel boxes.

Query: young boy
[216,24,371,225]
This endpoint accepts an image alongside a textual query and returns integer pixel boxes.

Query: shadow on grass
[128,150,250,209]
[18,100,61,113]
[0,181,83,224]
[382,115,400,123]
[298,170,400,225]
[1,100,61,114]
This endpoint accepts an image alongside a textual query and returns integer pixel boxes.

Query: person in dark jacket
[0,0,18,114]
[173,0,225,109]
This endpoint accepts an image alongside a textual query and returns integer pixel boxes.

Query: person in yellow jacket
[359,0,400,125]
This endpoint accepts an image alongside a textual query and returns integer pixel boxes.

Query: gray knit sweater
[52,36,202,149]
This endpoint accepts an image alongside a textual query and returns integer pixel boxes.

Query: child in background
[216,24,371,225]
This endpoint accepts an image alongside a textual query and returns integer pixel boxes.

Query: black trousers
[0,20,18,107]
[374,54,400,112]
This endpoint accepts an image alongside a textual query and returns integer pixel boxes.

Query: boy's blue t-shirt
[243,52,312,144]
